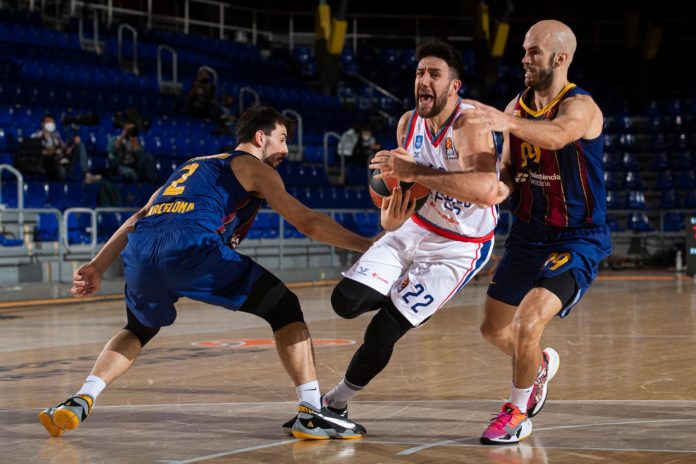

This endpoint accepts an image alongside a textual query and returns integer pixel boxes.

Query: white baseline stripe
[160,440,294,464]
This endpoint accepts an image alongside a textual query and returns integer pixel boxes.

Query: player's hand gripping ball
[368,169,430,210]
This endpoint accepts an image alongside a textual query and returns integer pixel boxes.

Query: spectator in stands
[352,126,382,166]
[31,114,90,182]
[338,124,360,162]
[186,67,216,119]
[213,93,238,135]
[107,122,157,184]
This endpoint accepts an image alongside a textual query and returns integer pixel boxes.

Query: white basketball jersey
[403,100,498,241]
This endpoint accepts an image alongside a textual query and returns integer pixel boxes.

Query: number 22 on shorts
[401,283,434,313]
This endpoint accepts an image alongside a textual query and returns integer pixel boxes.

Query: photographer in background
[186,67,216,119]
[31,114,88,182]
[107,122,156,184]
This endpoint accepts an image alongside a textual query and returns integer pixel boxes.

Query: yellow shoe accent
[292,431,330,440]
[53,409,80,431]
[38,410,64,437]
[336,434,366,440]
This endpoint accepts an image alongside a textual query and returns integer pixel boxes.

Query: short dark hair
[415,40,464,80]
[42,114,55,122]
[235,105,295,143]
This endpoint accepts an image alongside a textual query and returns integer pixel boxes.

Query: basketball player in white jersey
[283,40,502,433]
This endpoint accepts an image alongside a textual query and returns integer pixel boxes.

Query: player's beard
[525,54,555,92]
[416,89,448,118]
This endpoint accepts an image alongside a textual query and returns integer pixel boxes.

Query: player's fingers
[381,195,391,212]
[408,199,417,215]
[400,189,412,215]
[389,186,402,212]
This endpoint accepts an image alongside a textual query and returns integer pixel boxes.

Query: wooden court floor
[1,272,695,463]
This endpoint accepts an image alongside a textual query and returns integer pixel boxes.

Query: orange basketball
[368,169,430,210]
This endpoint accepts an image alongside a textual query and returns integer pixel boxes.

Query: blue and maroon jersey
[508,83,606,228]
[136,151,262,248]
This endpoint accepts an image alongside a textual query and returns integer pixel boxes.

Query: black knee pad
[345,302,413,387]
[331,278,387,319]
[124,307,160,347]
[239,270,305,331]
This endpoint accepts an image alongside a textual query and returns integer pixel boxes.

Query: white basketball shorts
[343,218,494,326]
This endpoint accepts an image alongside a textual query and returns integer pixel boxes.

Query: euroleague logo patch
[192,338,356,349]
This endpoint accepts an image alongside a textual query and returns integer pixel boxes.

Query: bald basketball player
[461,20,611,444]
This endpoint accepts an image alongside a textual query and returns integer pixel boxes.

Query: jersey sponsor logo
[445,136,457,159]
[371,272,389,284]
[529,172,561,187]
[513,110,521,118]
[146,200,195,216]
[414,135,423,150]
[515,172,529,184]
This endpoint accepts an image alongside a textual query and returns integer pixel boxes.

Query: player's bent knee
[331,278,386,319]
[238,271,305,332]
[264,289,305,332]
[124,307,160,347]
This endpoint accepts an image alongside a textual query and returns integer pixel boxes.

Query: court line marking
[6,398,696,413]
[396,418,696,456]
[158,440,294,464]
[398,439,457,455]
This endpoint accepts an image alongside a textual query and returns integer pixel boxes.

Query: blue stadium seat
[603,171,623,191]
[355,211,380,236]
[621,152,639,171]
[97,212,122,243]
[602,151,621,171]
[685,190,696,209]
[66,212,92,244]
[605,214,624,232]
[626,190,645,209]
[663,212,684,232]
[655,171,674,191]
[672,150,693,170]
[659,190,679,209]
[676,170,696,190]
[651,151,670,171]
[624,171,642,190]
[627,212,652,232]
[605,191,624,209]
[24,182,47,208]
[0,181,19,208]
[35,213,59,241]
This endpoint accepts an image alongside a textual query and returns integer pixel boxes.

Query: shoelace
[488,409,514,430]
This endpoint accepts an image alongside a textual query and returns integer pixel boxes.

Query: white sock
[325,378,362,409]
[296,380,322,410]
[76,375,106,400]
[509,383,534,413]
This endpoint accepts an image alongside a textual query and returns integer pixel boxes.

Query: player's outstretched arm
[71,188,162,297]
[233,156,372,252]
[461,96,600,150]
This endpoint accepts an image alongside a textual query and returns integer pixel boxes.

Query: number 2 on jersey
[163,163,199,196]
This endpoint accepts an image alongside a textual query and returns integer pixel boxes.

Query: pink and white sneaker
[526,347,560,418]
[480,402,533,445]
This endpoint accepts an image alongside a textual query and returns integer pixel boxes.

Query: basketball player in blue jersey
[279,41,503,433]
[39,105,372,440]
[461,20,612,444]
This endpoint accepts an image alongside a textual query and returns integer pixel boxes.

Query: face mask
[44,122,56,133]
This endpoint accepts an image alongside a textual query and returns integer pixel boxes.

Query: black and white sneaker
[281,399,348,436]
[291,401,366,440]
